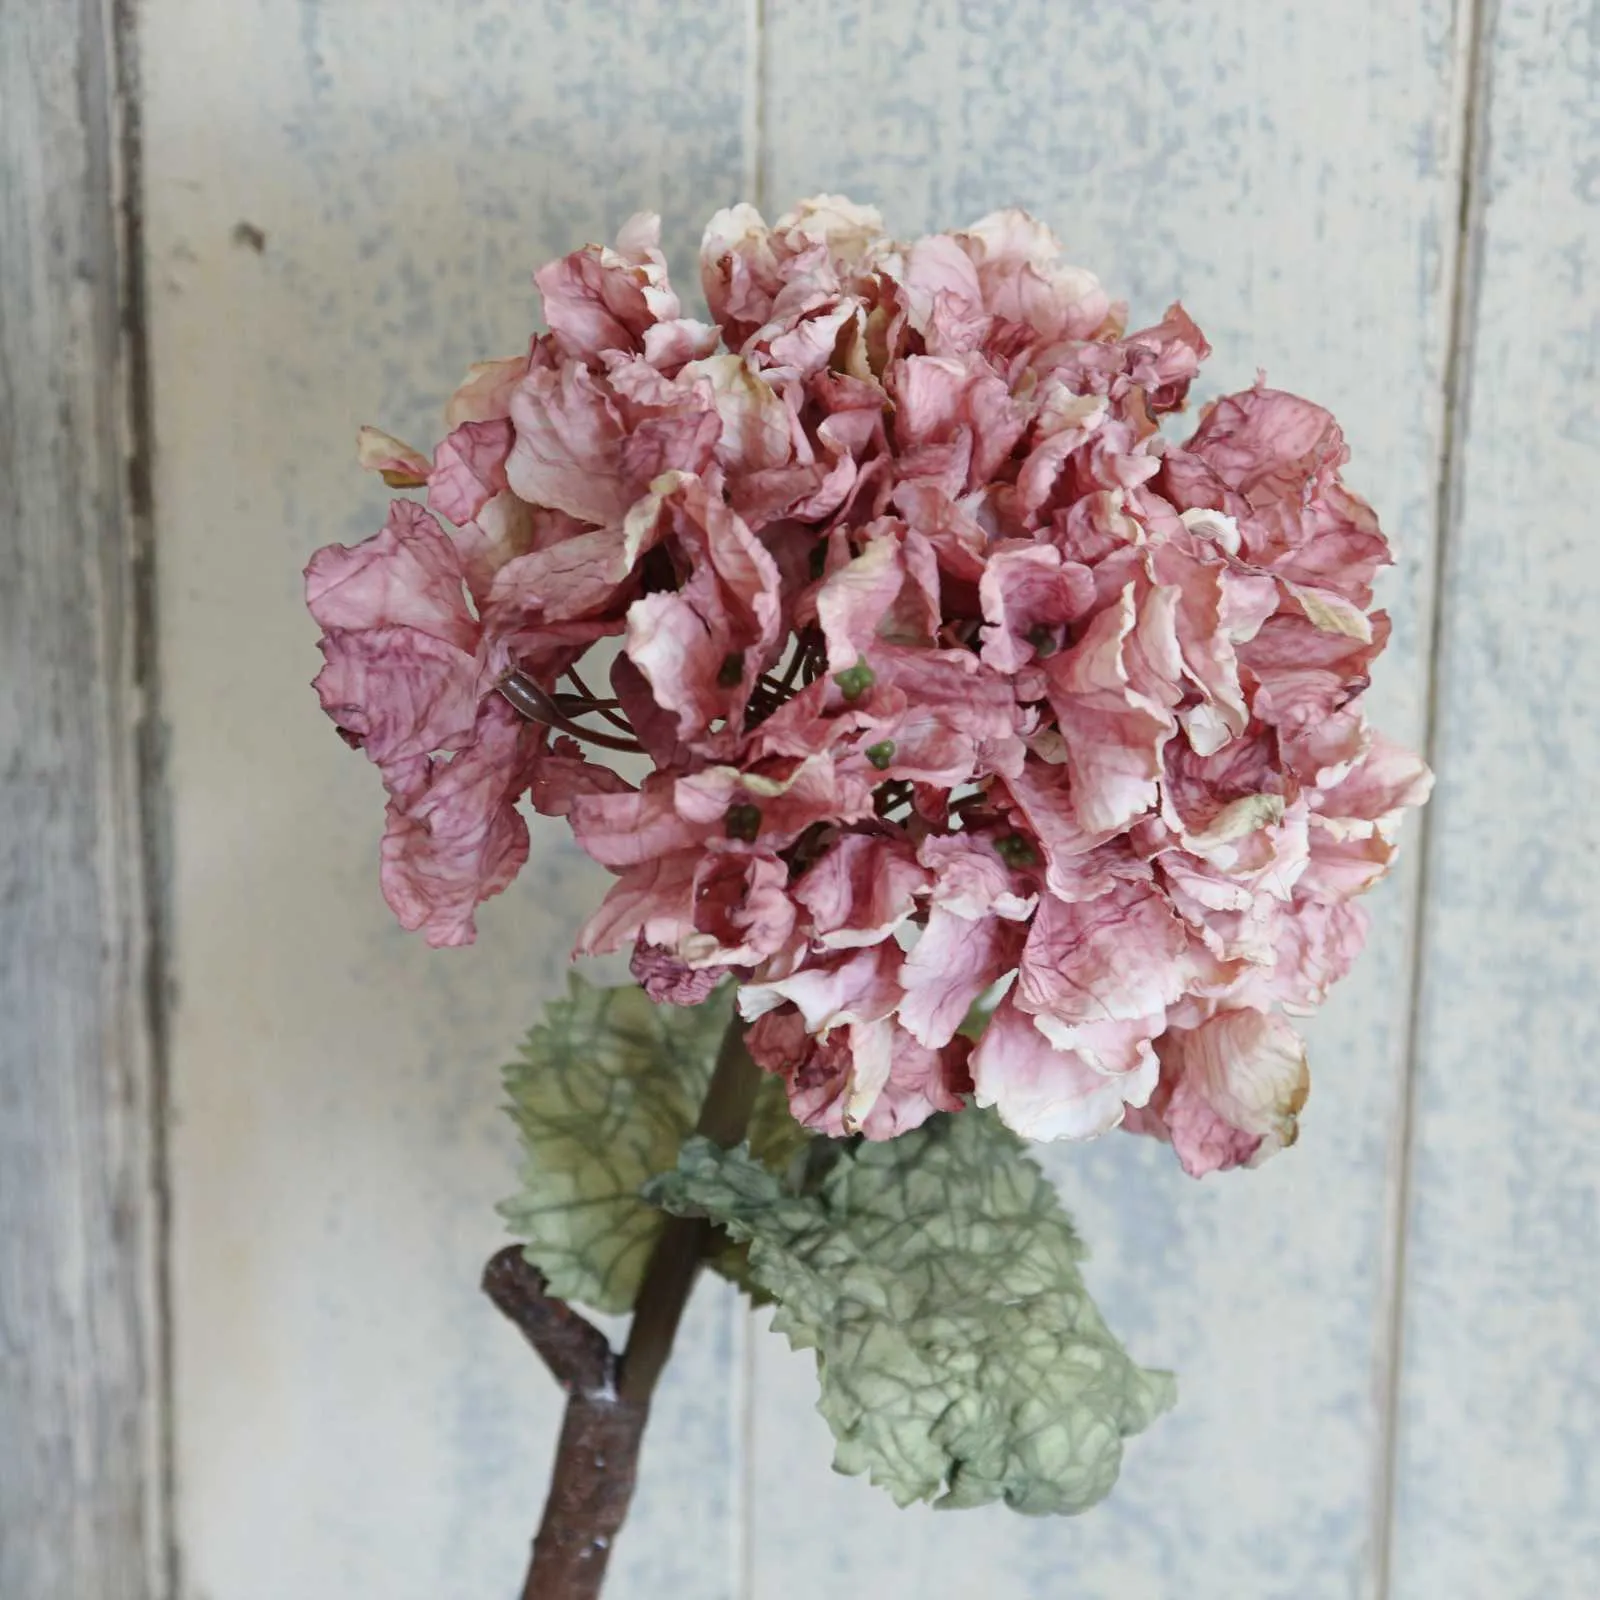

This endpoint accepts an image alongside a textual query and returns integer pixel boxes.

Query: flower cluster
[306,197,1430,1175]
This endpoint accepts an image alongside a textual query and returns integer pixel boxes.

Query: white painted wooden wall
[6,1,1597,1596]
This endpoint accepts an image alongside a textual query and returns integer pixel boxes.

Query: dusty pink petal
[305,500,477,652]
[631,941,726,1005]
[1239,610,1390,733]
[999,757,1127,900]
[1150,544,1277,756]
[535,212,681,360]
[1149,1009,1311,1176]
[1027,1012,1166,1076]
[487,523,648,626]
[312,626,481,773]
[448,493,542,611]
[568,777,707,871]
[917,833,1037,921]
[641,317,722,371]
[971,996,1157,1141]
[357,425,430,487]
[429,419,513,527]
[626,591,725,737]
[623,477,782,736]
[574,853,697,957]
[526,734,634,818]
[1044,586,1174,832]
[1225,898,1369,1013]
[956,209,1114,341]
[378,699,541,948]
[1015,879,1188,1029]
[1279,706,1371,788]
[673,754,876,843]
[892,234,988,352]
[899,908,1024,1049]
[793,832,927,949]
[700,203,785,344]
[892,483,990,581]
[1163,385,1391,605]
[890,352,1026,490]
[507,362,632,524]
[978,542,1096,672]
[609,653,685,768]
[817,533,910,671]
[1297,820,1398,901]
[1122,302,1210,413]
[681,353,794,473]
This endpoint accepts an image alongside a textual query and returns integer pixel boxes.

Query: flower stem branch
[484,1016,761,1600]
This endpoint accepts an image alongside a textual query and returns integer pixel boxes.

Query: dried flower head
[306,197,1431,1175]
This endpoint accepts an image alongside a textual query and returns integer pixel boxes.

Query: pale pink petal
[899,908,1023,1049]
[956,209,1114,341]
[971,996,1156,1141]
[1014,880,1188,1029]
[444,353,532,428]
[736,943,902,1032]
[357,425,430,487]
[573,852,698,957]
[1148,1009,1311,1177]
[1044,586,1174,832]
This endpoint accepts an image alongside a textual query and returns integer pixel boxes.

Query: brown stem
[485,1017,760,1600]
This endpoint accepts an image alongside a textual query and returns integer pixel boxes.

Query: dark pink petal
[631,941,725,1005]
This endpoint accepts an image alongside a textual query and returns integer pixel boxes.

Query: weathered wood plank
[0,3,165,1597]
[136,3,754,1596]
[1388,3,1600,1595]
[750,5,1470,1596]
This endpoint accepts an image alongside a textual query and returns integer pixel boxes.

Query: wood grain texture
[1388,3,1600,1596]
[0,3,165,1597]
[136,3,752,1596]
[750,5,1470,1596]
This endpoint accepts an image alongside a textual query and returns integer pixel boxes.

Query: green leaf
[500,976,808,1314]
[647,1111,1175,1515]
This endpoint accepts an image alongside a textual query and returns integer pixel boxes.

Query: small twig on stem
[485,1018,761,1600]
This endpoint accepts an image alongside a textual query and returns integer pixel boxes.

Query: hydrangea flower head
[307,197,1431,1176]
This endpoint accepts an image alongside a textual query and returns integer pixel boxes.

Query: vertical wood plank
[0,3,165,1597]
[750,5,1469,1596]
[1389,3,1600,1595]
[137,4,752,1596]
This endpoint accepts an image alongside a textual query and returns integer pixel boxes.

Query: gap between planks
[1370,2,1498,1596]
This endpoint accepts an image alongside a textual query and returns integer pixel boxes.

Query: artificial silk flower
[308,196,1430,1172]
